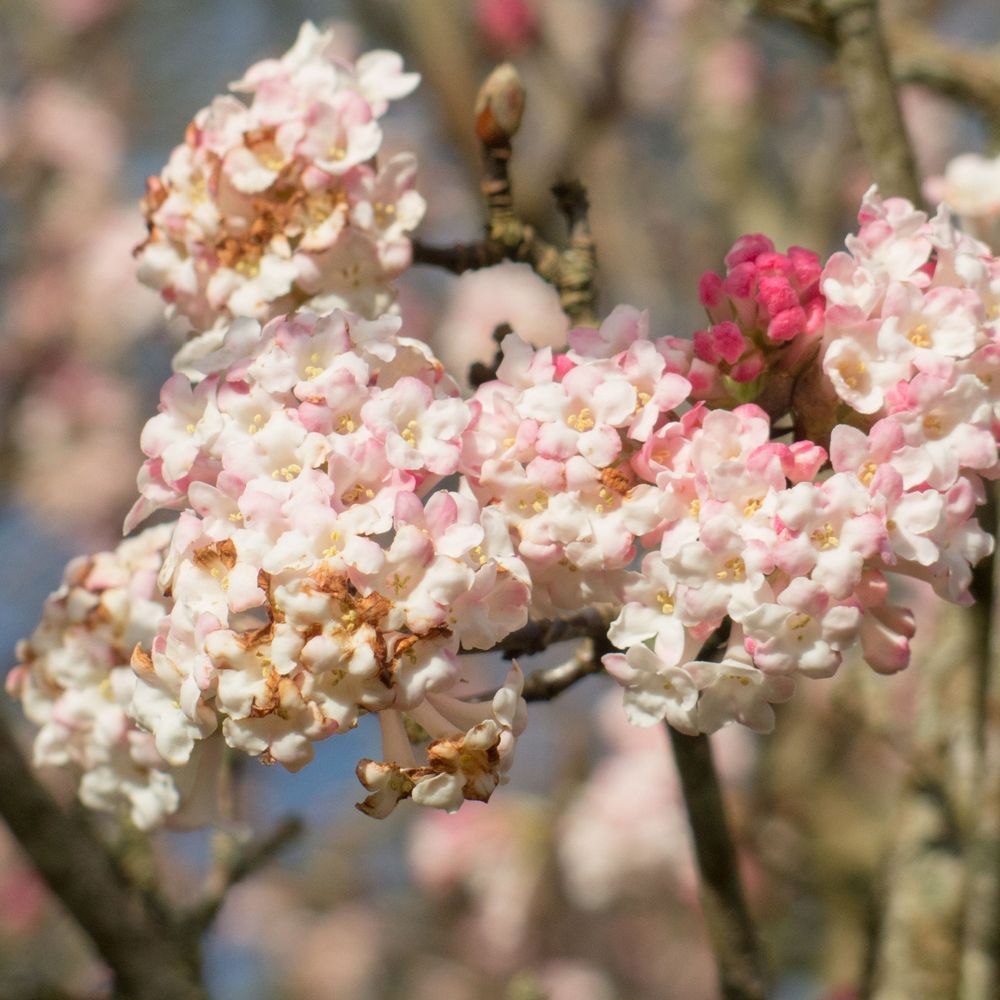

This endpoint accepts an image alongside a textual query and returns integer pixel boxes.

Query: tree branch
[749,0,921,202]
[463,605,617,660]
[669,727,769,1000]
[181,816,304,935]
[412,63,600,325]
[889,21,1000,141]
[0,709,206,1000]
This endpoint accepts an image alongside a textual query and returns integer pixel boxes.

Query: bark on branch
[750,0,921,202]
[412,64,600,325]
[669,728,769,1000]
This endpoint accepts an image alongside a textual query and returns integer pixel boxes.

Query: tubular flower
[125,307,531,812]
[7,525,223,830]
[135,21,423,361]
[461,305,692,615]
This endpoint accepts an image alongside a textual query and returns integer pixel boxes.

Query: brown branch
[182,816,304,935]
[889,22,1000,140]
[0,709,206,1000]
[749,0,921,201]
[464,605,617,660]
[412,63,599,325]
[522,633,612,702]
[552,179,598,326]
[669,727,769,1000]
[959,486,1000,1000]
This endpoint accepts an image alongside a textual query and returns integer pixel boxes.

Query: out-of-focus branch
[752,0,1000,138]
[521,632,612,702]
[959,488,1000,1000]
[826,0,921,202]
[669,727,769,1000]
[182,816,304,935]
[749,0,920,201]
[0,708,207,1000]
[889,21,1000,138]
[412,64,600,325]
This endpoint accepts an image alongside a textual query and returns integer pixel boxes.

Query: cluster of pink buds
[7,525,222,829]
[124,308,531,814]
[136,22,423,363]
[690,235,825,410]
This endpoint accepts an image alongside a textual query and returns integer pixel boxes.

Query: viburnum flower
[125,306,532,814]
[135,20,423,363]
[821,187,1000,469]
[7,525,223,830]
[461,305,692,615]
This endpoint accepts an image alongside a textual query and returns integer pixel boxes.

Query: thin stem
[669,727,769,1000]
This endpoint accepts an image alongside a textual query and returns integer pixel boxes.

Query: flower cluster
[136,21,423,361]
[691,234,825,409]
[6,525,222,830]
[126,308,531,814]
[600,190,997,735]
[461,305,693,615]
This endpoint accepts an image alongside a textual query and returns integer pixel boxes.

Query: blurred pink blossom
[431,262,568,387]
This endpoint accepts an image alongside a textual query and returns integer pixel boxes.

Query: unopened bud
[475,63,525,147]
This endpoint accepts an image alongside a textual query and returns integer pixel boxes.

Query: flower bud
[475,63,526,148]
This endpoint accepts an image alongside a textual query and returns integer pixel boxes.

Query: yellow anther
[923,414,943,436]
[400,419,419,447]
[743,497,763,518]
[837,359,866,390]
[810,523,839,550]
[715,557,746,581]
[907,323,932,348]
[860,461,878,486]
[689,499,701,518]
[656,591,674,614]
[566,407,595,432]
[235,257,260,278]
[186,423,196,433]
[338,414,357,434]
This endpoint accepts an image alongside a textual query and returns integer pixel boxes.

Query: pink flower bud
[723,262,756,300]
[724,233,774,268]
[712,321,747,364]
[766,306,807,342]
[698,270,725,309]
[757,276,799,317]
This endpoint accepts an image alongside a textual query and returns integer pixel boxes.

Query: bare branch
[669,727,769,1000]
[412,63,598,323]
[182,816,304,934]
[748,0,921,201]
[889,21,1000,139]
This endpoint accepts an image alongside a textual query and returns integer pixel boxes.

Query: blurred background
[1,0,999,997]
